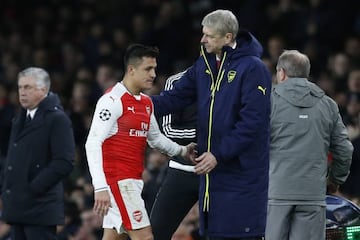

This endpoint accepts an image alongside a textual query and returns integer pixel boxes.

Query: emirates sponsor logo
[129,129,148,137]
[133,210,142,222]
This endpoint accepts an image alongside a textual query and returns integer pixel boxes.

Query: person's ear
[127,65,135,75]
[224,33,233,45]
[279,68,287,82]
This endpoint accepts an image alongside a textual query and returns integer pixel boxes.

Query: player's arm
[85,94,122,192]
[85,94,122,216]
[148,112,197,161]
[148,112,185,156]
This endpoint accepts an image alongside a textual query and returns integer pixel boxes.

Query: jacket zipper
[201,46,227,212]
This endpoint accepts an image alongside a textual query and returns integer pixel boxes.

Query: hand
[327,178,339,194]
[93,190,111,217]
[194,152,217,175]
[181,142,198,163]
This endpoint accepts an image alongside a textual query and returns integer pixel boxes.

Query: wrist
[94,186,110,193]
[179,145,187,157]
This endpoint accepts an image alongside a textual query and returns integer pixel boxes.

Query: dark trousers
[150,167,199,240]
[11,224,57,240]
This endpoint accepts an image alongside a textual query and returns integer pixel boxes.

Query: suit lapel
[15,112,44,141]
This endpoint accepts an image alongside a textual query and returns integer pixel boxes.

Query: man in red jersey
[85,44,196,240]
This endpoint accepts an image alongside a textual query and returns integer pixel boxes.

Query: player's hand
[181,142,198,163]
[93,190,111,217]
[194,152,217,175]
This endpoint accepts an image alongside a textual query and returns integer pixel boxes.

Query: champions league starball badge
[99,109,111,121]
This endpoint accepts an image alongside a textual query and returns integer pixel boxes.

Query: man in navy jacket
[152,9,271,240]
[1,67,75,240]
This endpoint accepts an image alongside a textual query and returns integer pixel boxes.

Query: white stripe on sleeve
[147,111,183,157]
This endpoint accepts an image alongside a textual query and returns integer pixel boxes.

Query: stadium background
[0,0,360,239]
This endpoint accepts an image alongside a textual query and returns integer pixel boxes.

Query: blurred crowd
[0,0,360,239]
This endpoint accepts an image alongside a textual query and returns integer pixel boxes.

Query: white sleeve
[147,111,185,156]
[85,94,122,191]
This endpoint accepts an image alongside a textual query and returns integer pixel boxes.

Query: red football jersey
[85,82,182,191]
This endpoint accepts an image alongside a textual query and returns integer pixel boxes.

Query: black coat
[1,92,75,225]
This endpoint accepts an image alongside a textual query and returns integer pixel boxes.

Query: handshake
[179,142,218,175]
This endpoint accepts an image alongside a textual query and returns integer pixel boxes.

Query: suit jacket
[1,92,75,225]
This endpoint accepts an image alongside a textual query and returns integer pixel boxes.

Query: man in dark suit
[0,67,75,240]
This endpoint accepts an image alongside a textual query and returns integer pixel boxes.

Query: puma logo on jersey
[257,85,266,95]
[127,106,135,113]
[109,96,115,102]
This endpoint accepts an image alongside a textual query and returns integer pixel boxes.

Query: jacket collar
[13,92,63,140]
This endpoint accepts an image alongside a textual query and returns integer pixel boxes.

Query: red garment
[85,82,181,191]
[216,59,220,69]
[103,92,152,183]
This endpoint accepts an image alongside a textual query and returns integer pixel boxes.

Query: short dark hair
[123,44,159,69]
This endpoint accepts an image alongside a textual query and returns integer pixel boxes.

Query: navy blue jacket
[1,92,75,225]
[152,31,271,238]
